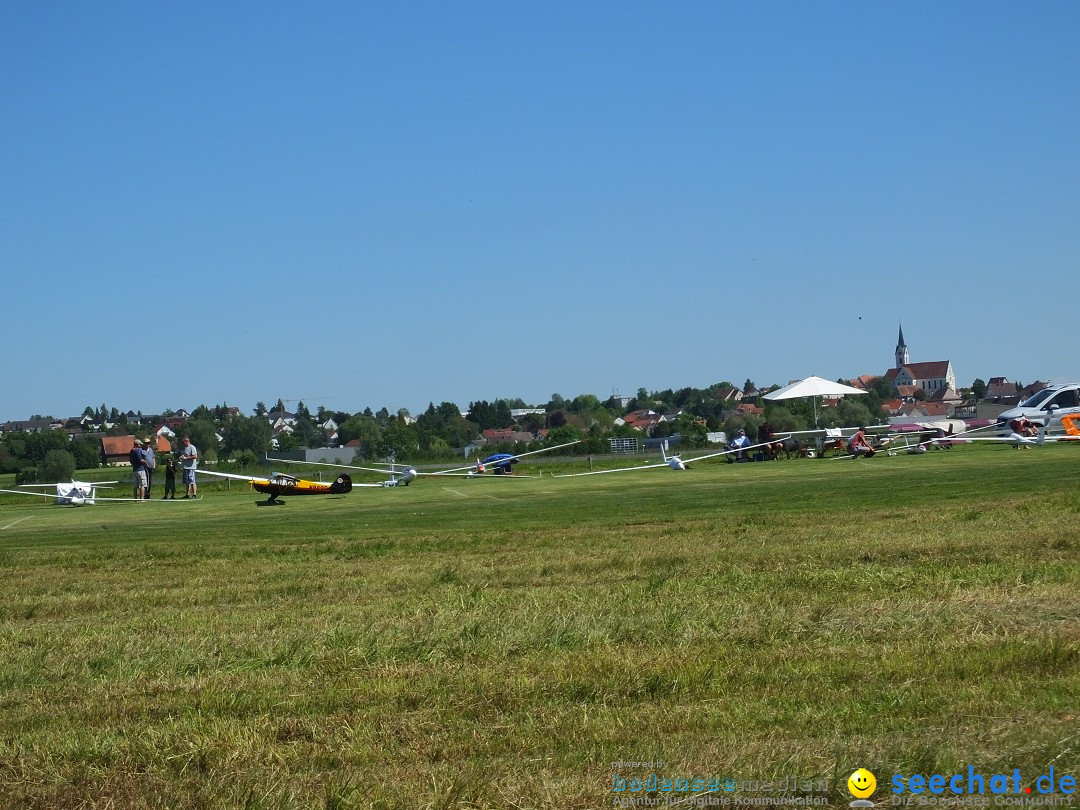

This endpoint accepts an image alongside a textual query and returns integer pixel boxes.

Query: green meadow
[0,446,1077,808]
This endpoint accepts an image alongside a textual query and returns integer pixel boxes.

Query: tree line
[1,376,932,480]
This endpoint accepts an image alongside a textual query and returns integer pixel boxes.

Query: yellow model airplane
[197,469,356,505]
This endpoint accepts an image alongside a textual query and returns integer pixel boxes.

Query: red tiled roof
[902,361,951,378]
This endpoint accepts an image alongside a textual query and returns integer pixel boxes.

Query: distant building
[885,324,957,396]
[101,435,172,466]
[510,408,546,419]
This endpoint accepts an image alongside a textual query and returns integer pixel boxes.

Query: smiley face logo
[848,768,876,799]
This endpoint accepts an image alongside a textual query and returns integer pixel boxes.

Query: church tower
[895,323,909,369]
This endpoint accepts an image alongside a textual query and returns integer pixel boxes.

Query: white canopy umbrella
[764,375,868,427]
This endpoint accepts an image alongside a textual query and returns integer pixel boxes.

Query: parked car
[996,383,1080,428]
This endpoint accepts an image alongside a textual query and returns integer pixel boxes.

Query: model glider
[432,440,581,477]
[552,439,775,477]
[0,480,188,506]
[266,440,581,484]
[196,469,358,504]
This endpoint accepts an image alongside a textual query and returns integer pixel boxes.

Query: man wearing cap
[142,438,156,498]
[728,428,752,462]
[129,438,148,500]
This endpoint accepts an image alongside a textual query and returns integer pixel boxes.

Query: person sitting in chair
[728,428,752,462]
[758,421,784,460]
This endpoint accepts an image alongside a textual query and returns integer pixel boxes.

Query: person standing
[142,438,156,498]
[179,437,198,498]
[129,438,148,499]
[162,458,177,499]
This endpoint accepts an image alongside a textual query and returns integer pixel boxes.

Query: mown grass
[0,446,1077,808]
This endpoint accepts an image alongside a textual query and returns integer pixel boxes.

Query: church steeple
[895,322,909,368]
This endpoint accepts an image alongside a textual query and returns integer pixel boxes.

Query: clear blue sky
[2,2,1077,420]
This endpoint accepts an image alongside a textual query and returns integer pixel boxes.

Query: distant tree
[762,405,804,433]
[547,410,569,429]
[82,405,95,418]
[495,399,512,428]
[190,404,213,421]
[520,411,546,434]
[568,394,601,415]
[276,433,300,452]
[912,388,927,402]
[743,379,756,394]
[22,430,70,464]
[255,402,268,418]
[178,419,219,463]
[337,415,382,455]
[379,418,418,459]
[722,415,757,440]
[546,393,566,411]
[226,449,259,470]
[274,399,286,414]
[972,378,987,399]
[467,400,501,430]
[672,414,708,448]
[42,449,76,482]
[544,424,582,447]
[833,398,875,428]
[869,376,894,399]
[0,444,18,474]
[630,388,658,412]
[291,414,323,448]
[71,436,101,470]
[222,414,272,457]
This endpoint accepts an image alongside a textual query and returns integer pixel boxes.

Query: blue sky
[2,2,1077,420]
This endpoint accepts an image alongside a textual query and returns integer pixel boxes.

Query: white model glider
[266,440,581,484]
[552,439,775,477]
[0,479,188,506]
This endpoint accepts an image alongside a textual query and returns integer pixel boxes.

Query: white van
[996,383,1080,427]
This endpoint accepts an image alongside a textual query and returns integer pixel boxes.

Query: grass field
[0,446,1077,808]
